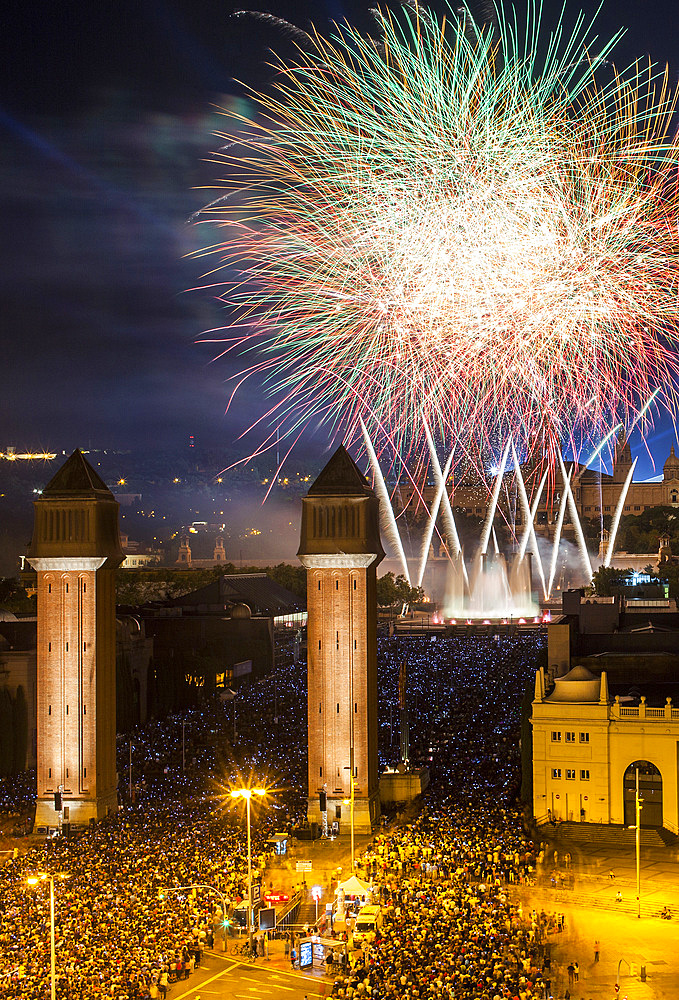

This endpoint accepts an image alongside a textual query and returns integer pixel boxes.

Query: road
[168,954,330,1000]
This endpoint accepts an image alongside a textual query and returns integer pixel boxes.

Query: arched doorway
[623,761,663,827]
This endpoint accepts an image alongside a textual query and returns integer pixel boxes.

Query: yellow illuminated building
[532,665,679,834]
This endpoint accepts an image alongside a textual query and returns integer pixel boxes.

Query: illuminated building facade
[532,664,679,834]
[298,446,384,833]
[28,450,123,828]
[395,438,679,528]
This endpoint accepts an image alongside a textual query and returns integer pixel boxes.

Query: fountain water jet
[604,457,638,567]
[361,417,411,584]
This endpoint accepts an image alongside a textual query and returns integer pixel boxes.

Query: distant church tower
[298,446,384,833]
[612,430,633,483]
[28,450,123,828]
[176,535,192,565]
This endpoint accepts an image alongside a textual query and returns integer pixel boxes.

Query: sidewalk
[264,832,376,918]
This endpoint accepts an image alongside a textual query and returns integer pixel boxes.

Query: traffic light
[54,792,62,812]
[319,790,327,811]
[614,984,620,993]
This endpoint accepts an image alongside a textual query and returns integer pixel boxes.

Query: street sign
[296,861,313,872]
[251,884,261,903]
[311,884,323,900]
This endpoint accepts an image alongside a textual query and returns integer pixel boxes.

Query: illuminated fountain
[364,424,609,619]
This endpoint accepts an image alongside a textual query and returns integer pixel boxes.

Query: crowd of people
[323,632,555,1000]
[0,627,554,999]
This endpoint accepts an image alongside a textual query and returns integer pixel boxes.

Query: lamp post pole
[636,767,642,919]
[230,787,266,957]
[49,876,56,1000]
[246,791,254,955]
[350,749,355,875]
[27,873,66,1000]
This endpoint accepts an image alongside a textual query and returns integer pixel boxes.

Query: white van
[352,905,382,945]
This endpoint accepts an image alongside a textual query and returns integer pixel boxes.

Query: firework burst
[196,1,679,470]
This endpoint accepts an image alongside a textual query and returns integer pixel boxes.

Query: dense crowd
[327,632,553,1000]
[0,627,551,999]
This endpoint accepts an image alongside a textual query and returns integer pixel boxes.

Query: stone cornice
[28,557,107,572]
[299,553,379,570]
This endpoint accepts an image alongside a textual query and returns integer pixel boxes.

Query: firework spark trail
[581,423,624,473]
[199,1,679,472]
[604,456,638,568]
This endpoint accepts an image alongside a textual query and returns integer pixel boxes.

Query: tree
[265,563,306,600]
[376,572,424,607]
[591,566,635,597]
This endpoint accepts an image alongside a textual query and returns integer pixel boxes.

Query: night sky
[2,0,679,472]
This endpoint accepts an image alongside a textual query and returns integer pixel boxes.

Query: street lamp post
[26,872,69,1000]
[343,766,355,875]
[231,787,266,956]
[636,766,642,920]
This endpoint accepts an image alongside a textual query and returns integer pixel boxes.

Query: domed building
[532,662,679,834]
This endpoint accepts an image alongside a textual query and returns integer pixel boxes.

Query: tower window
[48,705,51,715]
[48,584,51,594]
[336,631,339,650]
[337,703,340,713]
[319,767,322,777]
[353,580,357,590]
[65,643,69,652]
[84,767,87,778]
[83,582,86,593]
[65,583,68,593]
[66,768,69,778]
[318,640,321,651]
[354,703,357,713]
[318,580,321,590]
[48,768,51,778]
[83,642,86,652]
[335,580,339,590]
[48,642,51,652]
[83,705,86,715]
[319,702,322,714]
[354,639,357,650]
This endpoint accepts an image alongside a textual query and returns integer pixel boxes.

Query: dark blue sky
[1,0,678,474]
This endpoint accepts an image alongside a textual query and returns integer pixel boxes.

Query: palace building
[395,437,679,528]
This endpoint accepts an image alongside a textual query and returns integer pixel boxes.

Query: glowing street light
[26,872,70,1000]
[230,787,267,955]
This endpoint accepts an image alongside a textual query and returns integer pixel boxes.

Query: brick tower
[298,446,384,833]
[28,450,123,828]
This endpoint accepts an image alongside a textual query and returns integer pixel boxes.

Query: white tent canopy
[336,875,373,897]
